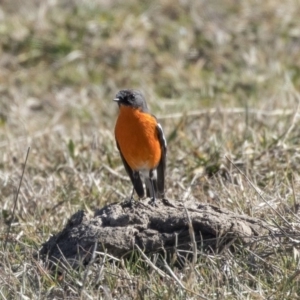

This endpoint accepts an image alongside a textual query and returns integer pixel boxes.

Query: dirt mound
[40,199,269,268]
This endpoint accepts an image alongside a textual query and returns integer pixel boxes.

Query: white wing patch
[157,123,167,148]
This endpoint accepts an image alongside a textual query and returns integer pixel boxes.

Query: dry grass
[1,0,300,298]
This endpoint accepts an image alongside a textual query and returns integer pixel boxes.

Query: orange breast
[115,106,161,171]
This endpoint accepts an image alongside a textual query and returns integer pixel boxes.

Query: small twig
[291,175,298,214]
[225,156,291,227]
[182,173,201,201]
[183,205,197,266]
[280,95,300,145]
[161,258,208,299]
[136,245,208,299]
[94,251,120,262]
[0,290,8,300]
[81,241,98,294]
[135,244,170,279]
[102,164,130,181]
[162,258,186,289]
[158,108,300,120]
[4,147,30,251]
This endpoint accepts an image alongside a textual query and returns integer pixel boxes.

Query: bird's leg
[130,187,134,201]
[149,180,156,206]
[122,184,136,208]
[149,170,157,206]
[129,171,139,207]
[124,186,135,208]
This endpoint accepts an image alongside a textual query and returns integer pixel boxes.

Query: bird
[113,89,167,205]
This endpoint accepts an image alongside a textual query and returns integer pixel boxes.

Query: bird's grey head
[113,89,148,112]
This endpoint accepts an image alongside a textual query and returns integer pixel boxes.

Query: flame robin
[113,89,167,205]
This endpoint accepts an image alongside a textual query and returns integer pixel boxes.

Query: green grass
[1,0,300,298]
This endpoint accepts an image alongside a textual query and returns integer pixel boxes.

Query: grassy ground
[1,0,300,298]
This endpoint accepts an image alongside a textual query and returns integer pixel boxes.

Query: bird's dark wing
[156,123,167,197]
[116,141,144,198]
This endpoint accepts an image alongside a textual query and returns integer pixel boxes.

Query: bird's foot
[149,197,158,207]
[121,198,136,208]
[162,198,176,208]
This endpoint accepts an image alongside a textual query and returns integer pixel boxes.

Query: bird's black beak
[113,98,120,102]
